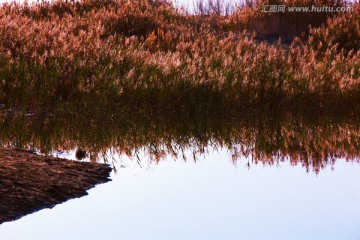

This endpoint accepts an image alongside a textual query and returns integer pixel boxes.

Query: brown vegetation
[0,0,358,110]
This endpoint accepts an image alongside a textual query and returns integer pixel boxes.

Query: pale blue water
[0,148,359,240]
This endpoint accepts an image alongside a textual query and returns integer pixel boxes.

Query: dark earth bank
[0,147,112,224]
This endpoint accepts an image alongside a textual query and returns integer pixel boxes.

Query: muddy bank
[0,147,112,224]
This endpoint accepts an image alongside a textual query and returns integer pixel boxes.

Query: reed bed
[0,0,359,111]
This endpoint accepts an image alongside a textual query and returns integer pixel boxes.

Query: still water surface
[0,147,359,240]
[1,107,360,239]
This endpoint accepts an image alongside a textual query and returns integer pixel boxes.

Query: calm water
[0,148,359,240]
[0,108,360,239]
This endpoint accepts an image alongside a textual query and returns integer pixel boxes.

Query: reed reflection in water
[1,106,359,173]
[0,105,360,239]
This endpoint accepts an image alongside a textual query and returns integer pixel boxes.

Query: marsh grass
[0,0,358,112]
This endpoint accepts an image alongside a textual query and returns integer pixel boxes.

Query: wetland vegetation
[0,0,358,111]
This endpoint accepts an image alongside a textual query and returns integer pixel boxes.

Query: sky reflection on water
[1,104,360,238]
[0,148,359,240]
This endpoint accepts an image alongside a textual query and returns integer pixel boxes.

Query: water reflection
[1,107,359,173]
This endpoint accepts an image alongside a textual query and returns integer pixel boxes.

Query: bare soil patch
[0,147,112,224]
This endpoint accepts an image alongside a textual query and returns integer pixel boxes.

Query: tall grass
[0,0,358,111]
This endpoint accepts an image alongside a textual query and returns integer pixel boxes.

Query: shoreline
[0,147,112,224]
